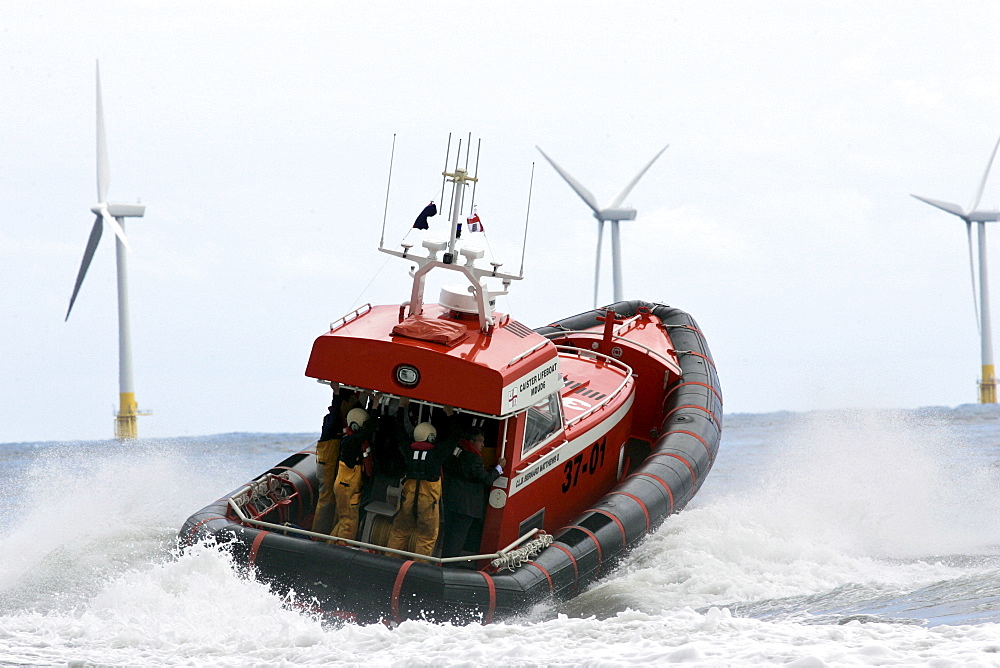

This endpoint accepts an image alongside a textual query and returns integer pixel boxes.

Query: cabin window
[521,392,562,455]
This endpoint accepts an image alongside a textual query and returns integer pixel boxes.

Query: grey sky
[2,2,998,442]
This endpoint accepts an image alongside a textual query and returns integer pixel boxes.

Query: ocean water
[1,406,999,666]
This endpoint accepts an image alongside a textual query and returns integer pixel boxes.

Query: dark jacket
[319,405,344,442]
[320,390,356,442]
[338,418,376,469]
[443,443,501,519]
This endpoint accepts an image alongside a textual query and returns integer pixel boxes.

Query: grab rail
[555,346,633,429]
[610,334,681,374]
[329,303,373,332]
[227,497,541,565]
[506,340,549,367]
[541,330,680,375]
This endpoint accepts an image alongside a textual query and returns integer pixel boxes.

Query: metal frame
[227,496,540,566]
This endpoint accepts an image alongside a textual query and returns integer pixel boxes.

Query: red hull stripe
[274,466,315,501]
[527,561,554,593]
[587,508,627,548]
[186,516,227,543]
[562,525,602,574]
[650,452,697,485]
[391,560,415,622]
[664,380,723,403]
[627,471,675,512]
[665,403,721,429]
[550,543,579,592]
[477,571,497,625]
[680,349,717,370]
[608,492,650,532]
[663,428,714,461]
[249,530,267,565]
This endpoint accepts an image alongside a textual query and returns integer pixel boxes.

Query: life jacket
[340,426,373,477]
[405,440,440,482]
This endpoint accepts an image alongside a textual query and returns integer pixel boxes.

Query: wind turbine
[65,61,147,438]
[537,145,668,306]
[912,136,1000,404]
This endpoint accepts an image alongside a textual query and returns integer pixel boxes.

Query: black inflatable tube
[178,299,721,624]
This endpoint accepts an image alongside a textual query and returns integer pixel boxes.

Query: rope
[489,532,553,571]
[348,254,392,313]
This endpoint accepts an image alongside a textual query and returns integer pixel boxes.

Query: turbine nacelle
[970,210,1000,223]
[910,195,1000,223]
[596,208,636,222]
[97,202,147,218]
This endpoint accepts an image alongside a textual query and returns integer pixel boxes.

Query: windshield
[521,392,562,456]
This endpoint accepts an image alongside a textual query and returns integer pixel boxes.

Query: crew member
[386,410,451,560]
[329,405,375,543]
[441,427,505,563]
[313,387,357,535]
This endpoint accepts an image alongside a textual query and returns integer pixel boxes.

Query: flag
[413,201,436,230]
[467,207,484,233]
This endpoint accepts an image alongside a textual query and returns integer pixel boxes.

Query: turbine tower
[912,135,1000,404]
[65,61,147,438]
[537,145,668,306]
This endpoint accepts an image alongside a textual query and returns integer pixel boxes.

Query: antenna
[519,161,535,278]
[470,137,482,213]
[446,137,462,222]
[379,133,396,249]
[912,135,1000,404]
[537,144,668,306]
[439,133,451,211]
[460,132,472,216]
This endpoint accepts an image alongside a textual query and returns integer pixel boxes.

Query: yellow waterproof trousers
[387,478,442,560]
[313,438,341,535]
[329,461,363,542]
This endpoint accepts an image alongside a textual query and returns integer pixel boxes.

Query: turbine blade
[536,146,602,215]
[66,216,103,321]
[970,135,1000,211]
[609,144,669,209]
[911,194,968,219]
[96,61,110,203]
[101,207,131,251]
[594,219,604,308]
[966,221,982,333]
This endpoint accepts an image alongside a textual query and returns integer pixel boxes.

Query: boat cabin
[304,284,639,557]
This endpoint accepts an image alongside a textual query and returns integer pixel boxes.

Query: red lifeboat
[179,144,722,625]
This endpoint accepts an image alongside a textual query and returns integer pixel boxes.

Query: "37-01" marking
[561,437,607,492]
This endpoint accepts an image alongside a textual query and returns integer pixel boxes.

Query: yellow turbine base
[116,392,138,440]
[980,365,997,405]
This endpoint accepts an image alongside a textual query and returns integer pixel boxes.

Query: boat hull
[179,300,721,624]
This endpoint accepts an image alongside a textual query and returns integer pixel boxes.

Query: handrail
[329,303,373,332]
[506,340,549,367]
[610,333,681,373]
[227,498,540,565]
[322,386,508,421]
[554,346,633,429]
[541,330,680,374]
[613,313,642,337]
